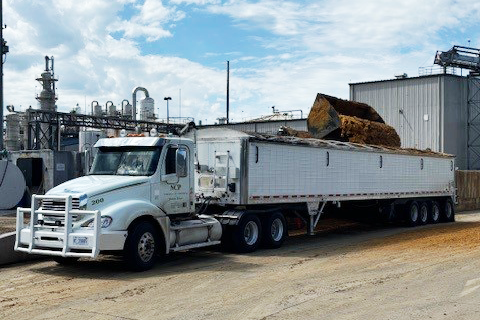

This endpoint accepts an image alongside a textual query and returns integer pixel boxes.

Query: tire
[231,214,262,253]
[124,221,159,271]
[262,212,287,249]
[418,202,429,225]
[53,257,79,265]
[441,198,455,222]
[405,201,419,227]
[429,201,441,224]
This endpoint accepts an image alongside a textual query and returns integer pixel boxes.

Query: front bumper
[15,194,127,259]
[15,227,127,258]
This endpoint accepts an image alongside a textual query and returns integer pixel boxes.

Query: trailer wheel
[429,201,441,224]
[262,212,287,249]
[232,214,262,253]
[418,202,429,225]
[405,201,419,227]
[53,257,79,265]
[124,221,159,271]
[441,198,455,222]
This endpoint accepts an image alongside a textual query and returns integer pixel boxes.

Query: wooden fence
[456,170,480,212]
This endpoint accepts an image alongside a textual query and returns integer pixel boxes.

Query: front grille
[42,198,80,211]
[40,197,82,225]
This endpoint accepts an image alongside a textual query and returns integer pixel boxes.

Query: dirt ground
[1,212,480,320]
[0,215,16,234]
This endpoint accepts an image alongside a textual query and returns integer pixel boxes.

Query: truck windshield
[90,147,161,176]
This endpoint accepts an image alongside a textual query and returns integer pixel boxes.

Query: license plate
[73,236,88,246]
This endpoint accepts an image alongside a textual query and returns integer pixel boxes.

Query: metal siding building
[350,74,469,169]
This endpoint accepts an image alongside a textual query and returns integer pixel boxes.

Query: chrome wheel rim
[138,232,155,262]
[244,221,259,246]
[410,205,418,222]
[420,206,428,223]
[432,205,440,221]
[271,218,284,242]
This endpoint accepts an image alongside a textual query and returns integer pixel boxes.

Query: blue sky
[3,0,480,124]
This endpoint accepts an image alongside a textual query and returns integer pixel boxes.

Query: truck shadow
[28,249,259,280]
[27,217,479,280]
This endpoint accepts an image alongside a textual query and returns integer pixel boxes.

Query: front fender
[101,200,166,231]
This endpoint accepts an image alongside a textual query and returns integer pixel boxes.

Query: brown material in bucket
[329,115,401,147]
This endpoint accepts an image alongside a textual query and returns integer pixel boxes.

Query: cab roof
[94,137,166,148]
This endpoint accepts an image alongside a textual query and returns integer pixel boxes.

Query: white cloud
[109,0,185,42]
[208,0,480,53]
[169,0,220,5]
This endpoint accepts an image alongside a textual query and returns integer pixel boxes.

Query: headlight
[81,216,113,228]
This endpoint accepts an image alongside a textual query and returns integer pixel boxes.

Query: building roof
[349,73,466,86]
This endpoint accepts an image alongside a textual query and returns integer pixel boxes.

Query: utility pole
[0,0,8,151]
[226,60,229,124]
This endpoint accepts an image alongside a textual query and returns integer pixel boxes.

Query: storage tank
[0,160,26,209]
[124,104,132,118]
[79,130,104,153]
[94,103,103,116]
[140,97,155,121]
[79,130,105,168]
[106,101,116,116]
[122,99,132,118]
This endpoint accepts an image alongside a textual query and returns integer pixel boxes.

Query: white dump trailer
[16,127,456,271]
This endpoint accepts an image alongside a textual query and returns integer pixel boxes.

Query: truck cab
[15,135,222,271]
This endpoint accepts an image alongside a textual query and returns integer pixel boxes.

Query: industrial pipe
[105,101,113,115]
[121,99,130,116]
[132,87,149,121]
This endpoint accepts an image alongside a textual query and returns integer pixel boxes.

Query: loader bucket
[307,93,385,138]
[306,93,400,147]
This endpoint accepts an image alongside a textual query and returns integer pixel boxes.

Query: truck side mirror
[176,148,188,178]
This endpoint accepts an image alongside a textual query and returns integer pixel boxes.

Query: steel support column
[467,76,480,169]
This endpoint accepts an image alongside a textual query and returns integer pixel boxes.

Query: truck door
[159,144,191,215]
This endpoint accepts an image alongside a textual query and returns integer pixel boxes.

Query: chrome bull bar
[15,194,101,258]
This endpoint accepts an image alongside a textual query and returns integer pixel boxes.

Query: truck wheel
[418,202,429,225]
[124,221,159,271]
[232,214,262,253]
[441,198,455,222]
[53,257,79,265]
[405,201,419,227]
[429,201,441,224]
[262,212,287,249]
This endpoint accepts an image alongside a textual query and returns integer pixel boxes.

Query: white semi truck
[15,127,456,270]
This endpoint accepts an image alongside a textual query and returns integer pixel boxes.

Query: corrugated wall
[350,75,468,169]
[350,76,442,151]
